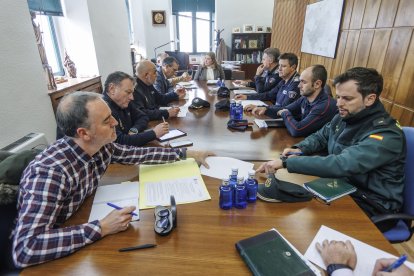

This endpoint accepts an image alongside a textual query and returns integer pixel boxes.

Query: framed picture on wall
[152,10,166,25]
[232,27,241,33]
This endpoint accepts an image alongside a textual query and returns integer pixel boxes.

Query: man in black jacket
[133,60,186,121]
[104,71,168,146]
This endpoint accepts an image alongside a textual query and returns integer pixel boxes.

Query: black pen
[118,244,157,252]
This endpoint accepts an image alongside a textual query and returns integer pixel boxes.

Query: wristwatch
[280,156,287,168]
[326,264,352,275]
[178,148,187,160]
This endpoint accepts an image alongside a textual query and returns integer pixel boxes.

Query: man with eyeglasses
[154,56,186,95]
[133,60,185,121]
[236,52,301,113]
[234,47,282,93]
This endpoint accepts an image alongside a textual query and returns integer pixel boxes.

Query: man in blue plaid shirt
[12,91,213,268]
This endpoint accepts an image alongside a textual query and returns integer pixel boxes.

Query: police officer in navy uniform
[262,65,338,137]
[256,67,406,233]
[234,47,282,93]
[238,53,300,112]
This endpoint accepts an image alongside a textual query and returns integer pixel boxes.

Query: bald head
[135,60,157,85]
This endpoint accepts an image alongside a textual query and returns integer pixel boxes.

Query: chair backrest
[402,127,414,215]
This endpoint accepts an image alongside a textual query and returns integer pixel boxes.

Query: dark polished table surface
[21,81,397,275]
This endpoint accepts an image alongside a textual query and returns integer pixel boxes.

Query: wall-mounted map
[301,0,344,58]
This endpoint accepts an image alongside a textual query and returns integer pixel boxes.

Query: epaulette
[372,116,395,128]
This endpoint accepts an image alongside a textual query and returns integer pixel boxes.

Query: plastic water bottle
[216,78,222,87]
[234,101,243,120]
[230,99,236,119]
[219,178,232,210]
[229,167,238,190]
[234,176,247,209]
[220,80,225,87]
[245,170,258,203]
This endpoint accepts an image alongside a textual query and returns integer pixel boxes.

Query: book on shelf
[304,178,357,203]
[235,228,320,276]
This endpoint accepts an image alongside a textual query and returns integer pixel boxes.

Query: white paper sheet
[159,106,188,117]
[234,89,257,95]
[89,182,139,222]
[199,156,254,180]
[304,225,414,274]
[145,176,209,206]
[241,100,268,108]
[158,129,186,141]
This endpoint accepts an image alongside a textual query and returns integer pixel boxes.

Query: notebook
[304,178,357,203]
[236,229,320,276]
[157,129,187,142]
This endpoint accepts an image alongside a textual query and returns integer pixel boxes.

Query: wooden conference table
[22,81,397,275]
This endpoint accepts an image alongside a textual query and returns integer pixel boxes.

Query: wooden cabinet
[48,76,103,115]
[231,32,271,79]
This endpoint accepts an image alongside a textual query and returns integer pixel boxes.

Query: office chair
[372,127,414,243]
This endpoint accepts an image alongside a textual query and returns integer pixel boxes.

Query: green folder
[235,229,317,276]
[304,178,357,203]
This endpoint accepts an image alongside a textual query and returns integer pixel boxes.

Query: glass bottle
[234,176,247,209]
[219,178,232,210]
[245,170,258,203]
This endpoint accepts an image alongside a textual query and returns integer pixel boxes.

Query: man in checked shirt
[12,91,213,268]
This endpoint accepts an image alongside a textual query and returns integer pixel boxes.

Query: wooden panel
[271,0,307,54]
[331,31,349,80]
[341,0,355,30]
[376,0,399,28]
[361,0,381,28]
[341,30,360,72]
[390,104,414,126]
[381,28,412,101]
[367,29,392,72]
[354,29,375,67]
[394,0,414,27]
[394,33,414,108]
[380,97,393,113]
[349,0,366,29]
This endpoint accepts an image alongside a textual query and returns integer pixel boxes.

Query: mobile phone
[169,139,193,148]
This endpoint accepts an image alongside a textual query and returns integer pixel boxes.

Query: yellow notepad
[139,158,211,209]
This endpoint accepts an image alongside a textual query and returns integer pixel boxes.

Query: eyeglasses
[156,209,171,230]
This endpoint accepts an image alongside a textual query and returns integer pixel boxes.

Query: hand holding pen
[100,204,137,237]
[281,147,303,157]
[373,256,413,275]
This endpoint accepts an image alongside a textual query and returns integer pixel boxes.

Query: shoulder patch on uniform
[288,91,297,99]
[373,117,386,127]
[369,134,383,141]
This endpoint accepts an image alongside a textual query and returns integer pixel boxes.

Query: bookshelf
[231,32,271,79]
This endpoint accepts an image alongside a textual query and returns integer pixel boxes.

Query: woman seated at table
[193,52,225,81]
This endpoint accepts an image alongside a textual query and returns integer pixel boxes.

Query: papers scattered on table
[232,81,246,88]
[199,156,254,180]
[139,159,211,209]
[241,100,268,108]
[234,89,257,95]
[89,182,139,222]
[304,225,414,274]
[157,128,187,142]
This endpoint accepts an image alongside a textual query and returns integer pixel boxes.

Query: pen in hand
[286,152,304,156]
[382,255,407,272]
[119,244,157,252]
[106,202,138,216]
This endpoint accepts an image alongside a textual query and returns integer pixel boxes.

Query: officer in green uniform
[256,67,406,232]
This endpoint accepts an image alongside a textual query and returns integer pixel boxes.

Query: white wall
[87,0,133,80]
[0,1,57,148]
[215,0,274,57]
[130,0,174,59]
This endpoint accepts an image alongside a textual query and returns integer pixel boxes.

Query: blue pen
[286,152,304,156]
[382,255,407,272]
[107,202,138,216]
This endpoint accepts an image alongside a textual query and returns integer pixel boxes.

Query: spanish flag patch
[369,134,384,141]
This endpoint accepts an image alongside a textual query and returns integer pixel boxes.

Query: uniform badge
[265,177,272,187]
[269,78,275,83]
[282,90,287,95]
[288,91,297,99]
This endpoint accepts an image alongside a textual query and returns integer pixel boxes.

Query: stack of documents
[234,89,257,95]
[241,100,268,108]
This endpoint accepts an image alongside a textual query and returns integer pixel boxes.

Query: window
[33,15,64,76]
[172,0,215,54]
